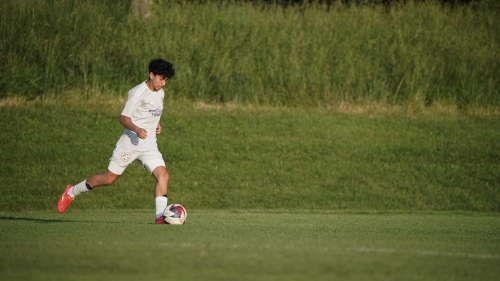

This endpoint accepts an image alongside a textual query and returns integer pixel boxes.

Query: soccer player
[57,58,175,224]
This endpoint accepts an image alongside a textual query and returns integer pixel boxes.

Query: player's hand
[156,123,162,134]
[136,128,147,139]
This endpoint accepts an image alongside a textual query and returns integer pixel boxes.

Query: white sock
[155,196,168,219]
[68,180,91,198]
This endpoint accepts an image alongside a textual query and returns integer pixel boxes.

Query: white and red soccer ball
[163,204,187,225]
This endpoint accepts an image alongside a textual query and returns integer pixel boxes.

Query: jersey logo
[149,108,162,117]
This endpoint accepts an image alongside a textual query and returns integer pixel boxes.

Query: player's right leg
[56,184,74,214]
[57,147,134,213]
[57,170,120,213]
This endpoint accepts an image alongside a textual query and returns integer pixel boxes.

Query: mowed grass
[0,97,499,212]
[0,210,499,281]
[1,98,499,280]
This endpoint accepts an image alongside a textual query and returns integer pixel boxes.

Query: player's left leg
[152,166,169,197]
[140,151,170,224]
[151,166,170,224]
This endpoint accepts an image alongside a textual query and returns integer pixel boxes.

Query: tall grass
[1,0,499,107]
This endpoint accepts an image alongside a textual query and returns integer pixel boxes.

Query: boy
[57,58,175,224]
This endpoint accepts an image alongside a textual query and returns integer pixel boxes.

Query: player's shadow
[0,216,76,223]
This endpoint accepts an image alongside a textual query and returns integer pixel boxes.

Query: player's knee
[155,169,169,184]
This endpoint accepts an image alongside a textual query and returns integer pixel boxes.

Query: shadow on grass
[0,216,76,223]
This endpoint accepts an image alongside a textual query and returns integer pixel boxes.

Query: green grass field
[1,1,500,279]
[1,97,499,280]
[1,210,499,281]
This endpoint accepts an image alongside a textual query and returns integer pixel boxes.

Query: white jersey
[116,81,164,151]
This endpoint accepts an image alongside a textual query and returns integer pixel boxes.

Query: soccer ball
[163,204,187,225]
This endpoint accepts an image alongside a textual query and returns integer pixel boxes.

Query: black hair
[149,58,175,79]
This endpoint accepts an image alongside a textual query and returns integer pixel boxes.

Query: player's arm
[119,115,147,139]
[156,122,161,134]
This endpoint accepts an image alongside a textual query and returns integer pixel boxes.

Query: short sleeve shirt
[116,81,164,151]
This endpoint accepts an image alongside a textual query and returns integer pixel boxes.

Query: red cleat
[155,217,165,224]
[57,185,74,213]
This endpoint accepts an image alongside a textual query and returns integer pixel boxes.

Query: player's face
[149,72,168,91]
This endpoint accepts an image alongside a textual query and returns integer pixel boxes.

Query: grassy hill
[1,97,498,212]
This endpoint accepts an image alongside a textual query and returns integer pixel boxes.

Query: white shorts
[108,145,165,175]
